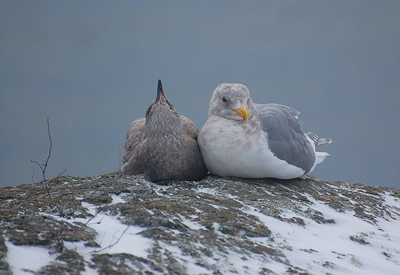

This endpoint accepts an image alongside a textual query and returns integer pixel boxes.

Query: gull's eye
[222,97,228,103]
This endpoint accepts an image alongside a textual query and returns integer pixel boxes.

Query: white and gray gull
[198,83,332,179]
[122,80,208,182]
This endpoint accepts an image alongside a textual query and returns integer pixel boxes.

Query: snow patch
[6,241,56,274]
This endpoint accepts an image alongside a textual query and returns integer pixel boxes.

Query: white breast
[199,118,305,179]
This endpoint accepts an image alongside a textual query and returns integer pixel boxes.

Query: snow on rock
[0,172,399,274]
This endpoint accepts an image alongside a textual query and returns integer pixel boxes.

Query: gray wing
[122,118,145,166]
[255,103,316,173]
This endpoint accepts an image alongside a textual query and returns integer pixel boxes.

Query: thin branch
[30,117,67,217]
[91,226,130,254]
[85,210,103,226]
[31,160,44,179]
[43,117,52,180]
[31,117,66,182]
[57,168,67,178]
[31,117,52,181]
[31,168,35,184]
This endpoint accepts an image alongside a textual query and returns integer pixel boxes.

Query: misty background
[1,1,399,189]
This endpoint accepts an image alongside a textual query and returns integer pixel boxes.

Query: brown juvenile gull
[122,80,207,182]
[198,83,332,179]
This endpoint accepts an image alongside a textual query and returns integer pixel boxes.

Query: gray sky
[1,1,399,189]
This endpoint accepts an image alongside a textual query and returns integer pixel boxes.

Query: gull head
[208,83,257,121]
[145,80,181,132]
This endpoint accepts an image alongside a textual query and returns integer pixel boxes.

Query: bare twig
[31,117,66,182]
[31,117,67,217]
[31,117,52,181]
[91,226,130,254]
[57,168,67,178]
[85,208,103,226]
[31,168,35,184]
[48,225,67,255]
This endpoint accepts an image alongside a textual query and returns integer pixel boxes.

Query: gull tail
[306,132,332,165]
[315,152,330,164]
[306,132,332,147]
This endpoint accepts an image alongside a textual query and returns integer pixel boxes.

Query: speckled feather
[122,80,207,182]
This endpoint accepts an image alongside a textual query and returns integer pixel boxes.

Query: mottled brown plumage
[122,80,207,182]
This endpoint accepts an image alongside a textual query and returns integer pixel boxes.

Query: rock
[0,172,399,274]
[0,231,12,275]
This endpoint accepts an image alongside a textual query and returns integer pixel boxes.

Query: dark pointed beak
[156,79,167,104]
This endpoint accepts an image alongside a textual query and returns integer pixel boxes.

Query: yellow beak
[233,105,249,120]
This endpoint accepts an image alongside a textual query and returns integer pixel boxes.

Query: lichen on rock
[0,172,399,274]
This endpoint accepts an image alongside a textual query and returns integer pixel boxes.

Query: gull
[198,83,332,179]
[122,80,207,182]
